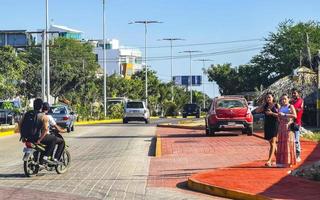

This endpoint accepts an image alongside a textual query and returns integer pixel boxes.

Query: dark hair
[280,93,289,99]
[33,98,43,111]
[264,92,275,103]
[42,102,50,111]
[291,88,300,94]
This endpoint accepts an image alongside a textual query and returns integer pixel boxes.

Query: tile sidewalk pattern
[148,128,270,188]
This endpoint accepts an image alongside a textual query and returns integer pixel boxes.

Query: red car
[205,96,253,136]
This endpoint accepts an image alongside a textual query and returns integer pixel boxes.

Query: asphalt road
[0,118,219,200]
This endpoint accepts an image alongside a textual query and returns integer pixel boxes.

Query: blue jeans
[294,126,301,158]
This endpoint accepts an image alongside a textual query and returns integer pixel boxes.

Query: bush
[107,103,124,119]
[164,101,178,117]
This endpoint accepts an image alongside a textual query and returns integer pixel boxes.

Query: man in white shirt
[42,102,67,161]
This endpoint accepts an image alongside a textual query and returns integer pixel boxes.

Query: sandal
[265,161,272,167]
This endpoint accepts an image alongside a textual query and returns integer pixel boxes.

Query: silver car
[48,105,76,132]
[123,101,150,124]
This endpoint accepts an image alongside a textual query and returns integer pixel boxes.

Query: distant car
[123,101,150,124]
[0,109,15,125]
[48,105,76,132]
[182,103,200,118]
[0,100,22,125]
[205,96,253,136]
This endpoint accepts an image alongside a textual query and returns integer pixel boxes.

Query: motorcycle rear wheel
[55,149,71,174]
[23,154,39,177]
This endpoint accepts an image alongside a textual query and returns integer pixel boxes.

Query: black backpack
[20,110,40,141]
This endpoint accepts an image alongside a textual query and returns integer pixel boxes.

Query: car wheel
[123,118,128,124]
[247,126,253,136]
[71,125,75,132]
[10,118,15,125]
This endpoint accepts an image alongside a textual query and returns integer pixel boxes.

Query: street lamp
[129,20,162,107]
[195,59,214,109]
[45,0,50,103]
[102,0,107,117]
[159,38,184,101]
[179,50,201,103]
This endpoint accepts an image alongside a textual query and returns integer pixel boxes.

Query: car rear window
[216,99,246,108]
[126,102,144,108]
[184,104,197,109]
[50,106,67,114]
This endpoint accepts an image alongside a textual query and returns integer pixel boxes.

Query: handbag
[289,122,299,132]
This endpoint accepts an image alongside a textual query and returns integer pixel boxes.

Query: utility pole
[306,33,312,68]
[129,20,162,107]
[102,0,107,117]
[159,38,184,101]
[41,30,46,101]
[179,50,201,103]
[316,50,320,127]
[45,0,50,103]
[195,59,213,109]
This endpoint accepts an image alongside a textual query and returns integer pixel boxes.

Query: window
[216,99,245,108]
[126,102,144,108]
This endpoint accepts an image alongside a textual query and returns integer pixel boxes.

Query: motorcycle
[22,128,71,177]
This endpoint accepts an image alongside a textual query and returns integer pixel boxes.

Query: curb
[157,124,205,130]
[0,130,15,138]
[155,134,161,157]
[75,119,122,125]
[187,177,271,200]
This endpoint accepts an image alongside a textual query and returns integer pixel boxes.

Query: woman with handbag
[276,94,297,168]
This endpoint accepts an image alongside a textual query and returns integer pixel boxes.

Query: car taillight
[63,116,69,120]
[245,109,253,122]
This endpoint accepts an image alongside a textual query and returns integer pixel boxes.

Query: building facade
[89,39,142,78]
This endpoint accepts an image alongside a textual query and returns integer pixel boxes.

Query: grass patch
[303,132,320,142]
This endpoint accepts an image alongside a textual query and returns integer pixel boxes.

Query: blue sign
[173,75,202,86]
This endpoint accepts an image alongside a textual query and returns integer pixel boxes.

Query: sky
[1,0,320,97]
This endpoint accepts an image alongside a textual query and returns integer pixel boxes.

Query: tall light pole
[179,50,201,103]
[45,0,50,103]
[159,38,184,101]
[195,59,213,109]
[129,20,162,107]
[102,0,107,117]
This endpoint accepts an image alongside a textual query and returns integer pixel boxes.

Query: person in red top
[290,88,304,162]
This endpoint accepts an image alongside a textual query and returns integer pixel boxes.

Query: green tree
[206,20,320,95]
[0,46,26,99]
[49,38,100,99]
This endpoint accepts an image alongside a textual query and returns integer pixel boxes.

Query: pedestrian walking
[276,94,297,168]
[290,88,304,162]
[255,92,279,167]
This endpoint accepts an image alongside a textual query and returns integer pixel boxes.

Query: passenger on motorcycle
[20,98,57,164]
[42,102,67,162]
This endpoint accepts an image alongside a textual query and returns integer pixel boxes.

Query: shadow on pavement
[0,173,26,178]
[148,137,156,156]
[74,135,155,139]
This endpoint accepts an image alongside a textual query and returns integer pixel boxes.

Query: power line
[120,38,264,49]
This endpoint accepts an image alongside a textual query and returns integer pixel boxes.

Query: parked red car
[205,96,253,136]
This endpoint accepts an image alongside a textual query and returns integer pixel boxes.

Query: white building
[89,39,143,78]
[36,24,83,44]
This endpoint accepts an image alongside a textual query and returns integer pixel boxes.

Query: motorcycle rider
[42,102,67,161]
[20,98,57,163]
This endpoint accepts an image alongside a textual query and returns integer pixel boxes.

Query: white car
[123,101,150,124]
